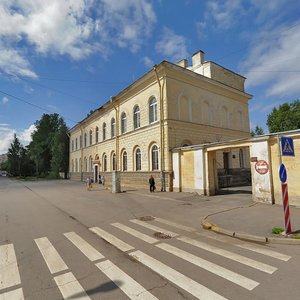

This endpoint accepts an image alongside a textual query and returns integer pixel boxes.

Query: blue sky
[1,0,300,154]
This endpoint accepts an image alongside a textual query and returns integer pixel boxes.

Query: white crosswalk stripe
[237,243,291,261]
[0,244,22,290]
[154,217,195,232]
[156,242,259,290]
[34,237,68,274]
[129,250,228,300]
[130,219,178,237]
[2,218,292,300]
[177,236,277,274]
[0,288,24,300]
[96,260,158,300]
[89,226,135,252]
[64,232,104,261]
[112,222,159,244]
[54,272,91,300]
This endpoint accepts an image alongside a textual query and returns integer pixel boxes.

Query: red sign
[255,160,269,175]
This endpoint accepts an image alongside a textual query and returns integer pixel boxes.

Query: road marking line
[89,227,134,252]
[0,288,24,300]
[154,218,195,232]
[157,243,259,291]
[129,250,227,300]
[64,232,104,261]
[0,244,21,290]
[111,223,158,244]
[130,219,178,237]
[178,236,277,274]
[34,237,68,274]
[96,260,158,299]
[237,244,291,261]
[54,272,90,300]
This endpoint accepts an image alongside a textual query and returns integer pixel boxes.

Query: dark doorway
[95,165,98,183]
[223,152,229,170]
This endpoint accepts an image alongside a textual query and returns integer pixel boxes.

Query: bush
[272,227,284,234]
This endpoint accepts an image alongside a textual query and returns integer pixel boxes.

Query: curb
[201,219,300,245]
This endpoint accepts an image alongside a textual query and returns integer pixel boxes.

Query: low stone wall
[70,171,172,191]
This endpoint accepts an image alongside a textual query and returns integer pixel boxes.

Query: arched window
[89,156,92,172]
[239,148,245,168]
[75,159,78,172]
[84,157,87,172]
[149,97,157,123]
[122,151,127,171]
[135,148,141,171]
[71,140,74,151]
[103,123,106,141]
[71,160,74,172]
[75,138,78,150]
[95,126,99,143]
[79,158,82,173]
[133,106,140,129]
[79,135,82,148]
[84,133,87,147]
[112,153,116,171]
[121,112,127,134]
[103,154,107,171]
[221,106,230,128]
[111,118,116,137]
[89,129,93,145]
[151,145,159,170]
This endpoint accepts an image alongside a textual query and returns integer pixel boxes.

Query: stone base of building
[70,171,172,191]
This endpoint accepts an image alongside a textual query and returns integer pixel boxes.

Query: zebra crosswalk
[0,217,292,300]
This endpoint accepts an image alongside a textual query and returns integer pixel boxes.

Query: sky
[1,0,300,154]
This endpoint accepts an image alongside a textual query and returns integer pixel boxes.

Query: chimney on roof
[192,50,205,67]
[176,58,188,68]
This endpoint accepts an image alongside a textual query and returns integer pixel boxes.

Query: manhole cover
[139,216,155,221]
[154,232,172,239]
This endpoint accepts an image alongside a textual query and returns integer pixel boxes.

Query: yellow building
[69,50,252,191]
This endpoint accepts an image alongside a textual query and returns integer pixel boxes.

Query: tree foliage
[6,134,33,176]
[267,100,300,133]
[251,125,265,137]
[28,113,69,178]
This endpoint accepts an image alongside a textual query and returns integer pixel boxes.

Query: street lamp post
[110,97,121,193]
[153,65,166,192]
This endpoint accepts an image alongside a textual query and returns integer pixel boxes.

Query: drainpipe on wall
[153,64,166,192]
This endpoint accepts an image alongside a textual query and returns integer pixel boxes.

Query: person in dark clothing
[149,175,155,192]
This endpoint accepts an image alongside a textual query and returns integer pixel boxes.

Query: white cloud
[0,124,36,154]
[0,0,156,78]
[0,125,15,154]
[243,23,300,97]
[142,56,154,68]
[1,96,8,104]
[196,21,207,39]
[206,0,244,29]
[155,27,188,62]
[19,124,36,145]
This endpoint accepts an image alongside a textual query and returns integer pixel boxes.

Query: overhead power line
[0,89,77,124]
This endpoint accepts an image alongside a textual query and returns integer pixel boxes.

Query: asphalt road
[0,177,299,300]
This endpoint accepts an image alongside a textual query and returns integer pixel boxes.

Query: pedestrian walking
[102,175,105,186]
[86,176,92,191]
[149,175,155,192]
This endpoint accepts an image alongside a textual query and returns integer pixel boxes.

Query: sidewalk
[125,187,300,244]
[202,201,300,244]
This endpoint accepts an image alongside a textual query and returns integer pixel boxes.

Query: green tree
[267,100,300,133]
[7,134,25,176]
[29,113,69,178]
[251,125,265,137]
[50,119,69,178]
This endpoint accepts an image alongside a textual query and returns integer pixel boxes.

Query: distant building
[69,50,252,191]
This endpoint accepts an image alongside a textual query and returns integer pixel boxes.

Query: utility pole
[153,64,166,192]
[110,97,121,193]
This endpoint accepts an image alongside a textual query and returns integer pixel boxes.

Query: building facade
[69,50,252,190]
